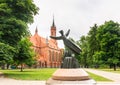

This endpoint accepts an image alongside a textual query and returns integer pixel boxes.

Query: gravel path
[85,69,120,82]
[0,77,46,85]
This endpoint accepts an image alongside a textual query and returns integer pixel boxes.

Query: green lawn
[0,68,112,81]
[0,68,57,80]
[99,69,120,74]
[87,71,112,81]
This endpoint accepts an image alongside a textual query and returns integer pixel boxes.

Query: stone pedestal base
[46,69,96,85]
[52,69,90,81]
[46,78,96,85]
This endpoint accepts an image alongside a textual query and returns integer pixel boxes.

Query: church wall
[48,47,62,68]
[30,18,63,68]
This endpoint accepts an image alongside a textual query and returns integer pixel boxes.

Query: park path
[0,78,45,85]
[85,68,120,83]
[0,77,46,85]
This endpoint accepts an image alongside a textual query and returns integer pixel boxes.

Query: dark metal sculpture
[50,29,82,55]
[50,29,82,68]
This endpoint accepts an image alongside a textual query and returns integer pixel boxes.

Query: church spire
[51,15,56,37]
[52,15,56,27]
[35,26,38,34]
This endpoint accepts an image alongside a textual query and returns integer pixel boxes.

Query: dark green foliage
[14,38,35,71]
[78,20,120,70]
[0,0,39,23]
[87,24,100,67]
[77,36,90,67]
[0,0,39,46]
[0,18,28,45]
[96,21,120,70]
[0,0,39,69]
[0,42,15,69]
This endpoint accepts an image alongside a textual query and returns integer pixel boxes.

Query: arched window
[52,51,54,61]
[56,52,58,62]
[49,50,51,61]
[59,53,61,62]
[54,52,56,62]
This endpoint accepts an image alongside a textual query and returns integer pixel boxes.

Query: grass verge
[87,71,112,81]
[0,68,57,80]
[0,68,112,81]
[99,69,120,74]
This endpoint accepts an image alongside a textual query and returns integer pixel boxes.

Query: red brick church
[30,18,63,68]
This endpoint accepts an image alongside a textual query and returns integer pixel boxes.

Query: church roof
[30,28,59,49]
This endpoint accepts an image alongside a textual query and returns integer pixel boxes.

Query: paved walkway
[0,77,46,85]
[85,68,120,85]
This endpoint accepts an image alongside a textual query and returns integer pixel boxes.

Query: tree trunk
[20,64,23,72]
[109,64,112,69]
[7,64,9,69]
[1,64,5,69]
[113,64,116,71]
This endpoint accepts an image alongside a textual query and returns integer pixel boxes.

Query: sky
[29,0,120,48]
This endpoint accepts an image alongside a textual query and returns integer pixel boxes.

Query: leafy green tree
[0,43,15,69]
[97,20,120,70]
[0,0,39,46]
[93,51,106,68]
[0,0,39,68]
[14,38,35,72]
[77,36,89,67]
[87,24,100,67]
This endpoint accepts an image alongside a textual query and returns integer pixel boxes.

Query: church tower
[50,16,57,45]
[51,16,56,37]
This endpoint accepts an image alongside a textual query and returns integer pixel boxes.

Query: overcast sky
[29,0,120,48]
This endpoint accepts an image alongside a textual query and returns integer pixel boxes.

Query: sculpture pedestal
[46,69,96,85]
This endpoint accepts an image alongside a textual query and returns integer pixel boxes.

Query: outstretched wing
[50,36,62,40]
[65,29,70,37]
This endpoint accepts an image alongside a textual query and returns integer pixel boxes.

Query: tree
[0,43,15,69]
[0,0,39,46]
[14,38,35,72]
[87,24,100,67]
[0,0,39,67]
[78,21,120,69]
[97,20,120,70]
[77,36,89,67]
[93,51,106,68]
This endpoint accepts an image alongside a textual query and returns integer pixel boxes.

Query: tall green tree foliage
[0,0,39,68]
[77,36,89,67]
[0,43,15,69]
[97,21,120,70]
[87,24,100,67]
[78,21,120,70]
[14,38,35,72]
[77,24,100,68]
[0,0,39,46]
